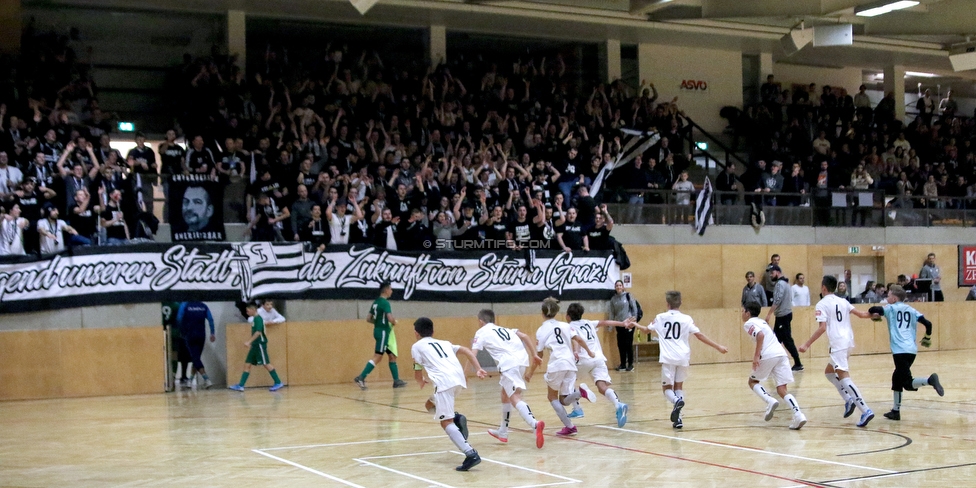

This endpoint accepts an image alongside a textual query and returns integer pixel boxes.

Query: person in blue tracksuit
[176,301,216,388]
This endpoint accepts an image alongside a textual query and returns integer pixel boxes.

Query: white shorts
[432,386,460,421]
[499,367,527,395]
[661,363,689,386]
[577,357,612,385]
[544,370,578,396]
[750,356,794,386]
[829,348,851,372]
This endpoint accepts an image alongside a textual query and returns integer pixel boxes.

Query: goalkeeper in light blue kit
[868,285,945,421]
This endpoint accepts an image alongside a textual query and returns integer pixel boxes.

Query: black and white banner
[169,175,226,242]
[0,243,619,314]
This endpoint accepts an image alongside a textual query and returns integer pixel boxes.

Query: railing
[680,115,749,173]
[606,189,976,227]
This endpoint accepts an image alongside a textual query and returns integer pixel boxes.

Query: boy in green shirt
[355,281,408,389]
[229,303,285,392]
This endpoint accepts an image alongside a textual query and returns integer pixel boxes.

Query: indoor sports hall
[3,0,976,486]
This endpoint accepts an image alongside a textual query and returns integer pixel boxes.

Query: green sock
[270,369,281,384]
[238,372,249,386]
[389,362,400,381]
[360,360,376,378]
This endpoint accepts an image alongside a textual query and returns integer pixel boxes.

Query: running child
[228,303,284,392]
[868,284,945,421]
[742,303,807,430]
[798,275,876,427]
[565,302,634,427]
[471,309,546,448]
[411,317,487,471]
[526,297,594,437]
[630,291,728,429]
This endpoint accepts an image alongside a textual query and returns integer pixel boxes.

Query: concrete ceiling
[24,0,976,80]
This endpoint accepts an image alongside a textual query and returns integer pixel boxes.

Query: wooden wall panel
[625,245,674,310]
[0,330,63,400]
[775,246,810,285]
[674,245,724,309]
[689,308,741,364]
[227,322,288,388]
[937,303,975,351]
[60,328,164,397]
[721,245,768,309]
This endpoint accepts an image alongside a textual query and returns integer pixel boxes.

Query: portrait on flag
[169,175,226,242]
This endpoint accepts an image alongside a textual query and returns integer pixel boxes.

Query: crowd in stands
[151,40,693,252]
[8,21,976,258]
[1,19,714,257]
[0,24,158,257]
[724,75,976,223]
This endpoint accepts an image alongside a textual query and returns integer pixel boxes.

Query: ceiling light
[905,71,938,78]
[855,1,919,17]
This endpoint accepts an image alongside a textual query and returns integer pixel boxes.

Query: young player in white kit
[526,297,594,437]
[411,317,487,471]
[471,309,546,448]
[631,291,728,429]
[742,303,807,430]
[565,302,635,427]
[798,275,876,428]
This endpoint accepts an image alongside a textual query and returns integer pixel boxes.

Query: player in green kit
[355,281,408,389]
[868,285,944,420]
[229,303,285,392]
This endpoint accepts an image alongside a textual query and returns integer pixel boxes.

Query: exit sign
[849,246,860,254]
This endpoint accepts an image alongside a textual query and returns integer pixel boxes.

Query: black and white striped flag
[589,128,660,198]
[695,177,713,236]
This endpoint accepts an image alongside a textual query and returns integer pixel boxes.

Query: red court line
[562,436,822,487]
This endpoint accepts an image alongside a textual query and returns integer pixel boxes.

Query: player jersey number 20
[663,321,681,340]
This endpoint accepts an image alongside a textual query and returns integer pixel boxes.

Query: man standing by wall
[763,254,781,303]
[742,271,768,309]
[765,265,803,372]
[176,301,216,388]
[792,273,811,307]
[919,253,943,302]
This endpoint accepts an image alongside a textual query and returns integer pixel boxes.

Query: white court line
[257,433,485,451]
[358,450,451,460]
[354,458,457,488]
[597,425,894,474]
[252,449,365,488]
[449,450,582,488]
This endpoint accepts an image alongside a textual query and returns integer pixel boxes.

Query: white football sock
[840,378,869,413]
[826,373,853,401]
[500,402,512,432]
[783,394,801,414]
[551,399,574,428]
[515,401,537,428]
[446,424,472,452]
[605,388,620,408]
[664,389,678,404]
[752,384,777,404]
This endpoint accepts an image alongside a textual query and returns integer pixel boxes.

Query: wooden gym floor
[1,350,975,487]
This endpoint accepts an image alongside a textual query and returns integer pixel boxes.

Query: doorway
[822,256,884,302]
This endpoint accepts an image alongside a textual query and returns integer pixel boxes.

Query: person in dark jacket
[176,301,216,388]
